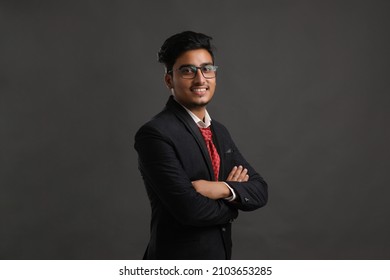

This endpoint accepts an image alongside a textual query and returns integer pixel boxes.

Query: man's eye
[180,67,194,74]
[202,65,213,72]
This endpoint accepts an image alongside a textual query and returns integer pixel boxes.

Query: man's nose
[193,69,206,83]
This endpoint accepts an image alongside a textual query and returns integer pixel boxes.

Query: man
[134,31,268,260]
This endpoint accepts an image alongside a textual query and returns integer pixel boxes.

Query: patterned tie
[199,127,220,181]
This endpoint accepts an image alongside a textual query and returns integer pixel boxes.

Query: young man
[134,31,268,259]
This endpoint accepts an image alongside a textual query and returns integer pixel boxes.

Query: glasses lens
[179,66,196,78]
[201,65,217,78]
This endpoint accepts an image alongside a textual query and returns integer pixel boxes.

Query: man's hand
[227,165,249,182]
[192,166,249,200]
[192,180,231,200]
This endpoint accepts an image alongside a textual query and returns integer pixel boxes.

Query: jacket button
[221,227,226,232]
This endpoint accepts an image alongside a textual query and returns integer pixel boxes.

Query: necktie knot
[199,127,212,141]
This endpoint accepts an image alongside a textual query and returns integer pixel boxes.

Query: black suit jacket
[134,96,268,259]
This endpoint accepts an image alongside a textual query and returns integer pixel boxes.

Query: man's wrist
[222,182,236,202]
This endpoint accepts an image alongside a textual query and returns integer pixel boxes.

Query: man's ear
[164,73,173,89]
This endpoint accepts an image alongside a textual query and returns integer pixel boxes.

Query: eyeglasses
[169,65,218,79]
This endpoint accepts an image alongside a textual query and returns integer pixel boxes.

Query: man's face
[165,49,216,111]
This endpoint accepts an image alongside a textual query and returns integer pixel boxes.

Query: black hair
[158,31,215,73]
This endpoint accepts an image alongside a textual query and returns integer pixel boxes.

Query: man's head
[158,31,217,115]
[158,31,215,73]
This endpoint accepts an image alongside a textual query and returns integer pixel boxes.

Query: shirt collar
[174,97,212,128]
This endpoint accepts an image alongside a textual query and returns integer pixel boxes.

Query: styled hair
[158,31,215,73]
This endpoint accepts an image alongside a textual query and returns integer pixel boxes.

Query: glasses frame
[168,65,218,79]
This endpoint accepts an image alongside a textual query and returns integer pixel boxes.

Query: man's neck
[190,107,206,121]
[172,96,207,121]
[172,97,211,128]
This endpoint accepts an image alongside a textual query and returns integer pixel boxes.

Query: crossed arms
[135,124,268,227]
[192,165,249,200]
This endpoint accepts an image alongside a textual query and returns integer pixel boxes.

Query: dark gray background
[1,0,389,259]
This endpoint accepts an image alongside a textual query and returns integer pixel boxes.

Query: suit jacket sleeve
[135,124,238,227]
[217,125,268,212]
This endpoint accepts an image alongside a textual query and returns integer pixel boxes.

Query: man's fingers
[227,166,238,181]
[233,166,243,180]
[237,168,248,182]
[227,166,249,182]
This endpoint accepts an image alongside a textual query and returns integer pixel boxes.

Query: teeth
[192,88,206,92]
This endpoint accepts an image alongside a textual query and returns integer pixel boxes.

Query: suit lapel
[165,97,215,180]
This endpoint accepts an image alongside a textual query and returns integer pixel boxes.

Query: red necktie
[199,127,220,181]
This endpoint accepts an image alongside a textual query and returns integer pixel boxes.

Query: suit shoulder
[135,108,180,139]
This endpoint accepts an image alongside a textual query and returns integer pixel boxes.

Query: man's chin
[177,95,213,110]
[190,99,211,108]
[196,95,213,105]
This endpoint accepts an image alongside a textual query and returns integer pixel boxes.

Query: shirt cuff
[222,182,237,202]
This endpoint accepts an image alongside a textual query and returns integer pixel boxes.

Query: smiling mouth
[191,88,208,93]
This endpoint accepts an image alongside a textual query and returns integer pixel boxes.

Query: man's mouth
[191,88,208,93]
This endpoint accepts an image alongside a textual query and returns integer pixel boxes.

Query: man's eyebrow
[178,62,214,68]
[200,62,214,66]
